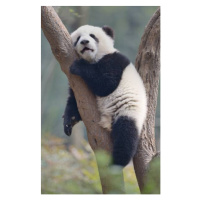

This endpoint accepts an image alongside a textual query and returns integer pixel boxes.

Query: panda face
[71,25,116,63]
[73,31,98,62]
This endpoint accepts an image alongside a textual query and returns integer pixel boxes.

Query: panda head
[71,25,116,63]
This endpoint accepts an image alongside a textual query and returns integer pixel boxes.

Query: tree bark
[41,6,160,194]
[41,6,124,194]
[133,7,160,193]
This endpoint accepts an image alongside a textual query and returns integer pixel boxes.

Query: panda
[63,25,147,167]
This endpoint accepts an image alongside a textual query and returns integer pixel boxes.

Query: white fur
[97,64,147,134]
[71,25,116,62]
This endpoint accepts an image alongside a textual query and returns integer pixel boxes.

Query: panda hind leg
[63,88,81,136]
[111,116,139,167]
[98,115,112,132]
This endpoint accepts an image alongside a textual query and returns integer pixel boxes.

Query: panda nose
[81,40,89,45]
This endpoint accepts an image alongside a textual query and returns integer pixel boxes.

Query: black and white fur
[63,25,147,167]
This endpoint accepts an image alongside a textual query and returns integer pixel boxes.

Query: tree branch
[133,7,160,193]
[41,6,124,194]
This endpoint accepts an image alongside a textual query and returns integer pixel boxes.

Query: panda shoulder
[100,51,130,69]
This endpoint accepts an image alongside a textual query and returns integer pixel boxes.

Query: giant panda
[63,25,147,167]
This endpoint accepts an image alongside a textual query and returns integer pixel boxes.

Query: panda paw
[64,123,72,136]
[63,116,78,136]
[70,61,81,75]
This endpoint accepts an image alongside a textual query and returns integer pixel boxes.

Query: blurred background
[41,6,160,194]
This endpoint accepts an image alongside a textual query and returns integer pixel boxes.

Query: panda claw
[64,123,72,136]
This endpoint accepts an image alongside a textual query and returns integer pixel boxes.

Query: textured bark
[41,6,124,194]
[41,6,160,194]
[133,8,160,192]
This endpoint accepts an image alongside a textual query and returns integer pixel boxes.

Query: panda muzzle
[81,47,94,54]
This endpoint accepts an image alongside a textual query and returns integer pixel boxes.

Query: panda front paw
[70,60,81,75]
[63,116,78,136]
[64,123,72,136]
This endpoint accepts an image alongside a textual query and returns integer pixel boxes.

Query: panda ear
[102,26,114,39]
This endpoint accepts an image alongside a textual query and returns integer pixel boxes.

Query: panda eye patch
[90,34,99,43]
[74,36,80,46]
[90,34,95,38]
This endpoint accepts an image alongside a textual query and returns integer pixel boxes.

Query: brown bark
[133,7,160,192]
[41,6,124,194]
[41,6,160,194]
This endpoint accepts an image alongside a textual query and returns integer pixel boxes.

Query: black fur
[90,34,99,43]
[111,116,139,167]
[70,52,130,97]
[63,88,82,136]
[102,26,114,39]
[74,36,80,47]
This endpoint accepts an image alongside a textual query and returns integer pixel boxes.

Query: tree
[41,6,160,194]
[133,8,160,192]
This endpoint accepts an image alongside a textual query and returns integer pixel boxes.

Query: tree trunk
[133,7,160,193]
[41,6,160,194]
[41,6,124,194]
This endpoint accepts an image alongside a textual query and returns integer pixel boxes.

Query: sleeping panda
[63,25,147,167]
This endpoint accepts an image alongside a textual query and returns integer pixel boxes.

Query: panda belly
[96,63,147,134]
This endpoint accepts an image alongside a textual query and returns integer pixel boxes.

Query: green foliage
[41,135,102,194]
[95,150,112,167]
[95,150,125,194]
[142,157,160,194]
[41,135,140,194]
[69,9,81,18]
